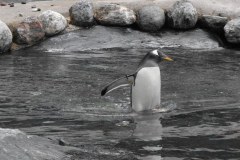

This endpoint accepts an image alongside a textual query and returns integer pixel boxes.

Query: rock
[13,16,45,45]
[38,10,67,36]
[224,18,240,44]
[95,4,136,26]
[69,0,95,27]
[9,3,14,7]
[32,8,41,12]
[166,0,198,29]
[0,20,12,53]
[199,15,228,32]
[36,26,220,52]
[31,5,36,8]
[0,3,7,6]
[0,128,67,160]
[137,5,165,32]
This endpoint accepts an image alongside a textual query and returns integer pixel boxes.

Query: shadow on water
[0,26,240,159]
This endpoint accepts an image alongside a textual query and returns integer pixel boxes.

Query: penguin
[101,49,173,112]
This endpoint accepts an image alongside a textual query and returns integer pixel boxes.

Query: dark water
[0,26,240,159]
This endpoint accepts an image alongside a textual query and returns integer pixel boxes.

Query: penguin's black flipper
[101,75,134,96]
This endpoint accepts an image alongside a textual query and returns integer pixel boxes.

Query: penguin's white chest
[131,67,161,112]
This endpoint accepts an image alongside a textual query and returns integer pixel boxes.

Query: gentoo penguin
[101,49,173,112]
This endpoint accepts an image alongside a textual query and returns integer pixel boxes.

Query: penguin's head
[150,50,173,62]
[138,49,173,67]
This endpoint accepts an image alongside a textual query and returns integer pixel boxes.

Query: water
[0,26,240,159]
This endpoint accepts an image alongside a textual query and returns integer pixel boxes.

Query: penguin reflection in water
[101,50,173,112]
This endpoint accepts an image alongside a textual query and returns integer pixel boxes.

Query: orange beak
[164,56,173,61]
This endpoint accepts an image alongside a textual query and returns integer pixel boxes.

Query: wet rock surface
[167,0,198,29]
[0,128,67,160]
[137,5,165,32]
[224,18,240,44]
[69,0,95,27]
[13,16,45,45]
[38,10,67,36]
[0,20,12,53]
[199,15,228,32]
[35,25,220,51]
[95,4,136,26]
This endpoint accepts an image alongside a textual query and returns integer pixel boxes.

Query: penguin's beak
[163,56,173,61]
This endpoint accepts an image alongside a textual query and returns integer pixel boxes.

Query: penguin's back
[131,67,161,112]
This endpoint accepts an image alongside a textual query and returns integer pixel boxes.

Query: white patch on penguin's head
[149,49,173,62]
[152,50,159,56]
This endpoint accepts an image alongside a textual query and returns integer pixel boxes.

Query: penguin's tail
[101,75,134,96]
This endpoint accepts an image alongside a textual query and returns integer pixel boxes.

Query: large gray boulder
[0,20,12,53]
[95,4,136,26]
[14,16,45,45]
[0,128,66,160]
[166,0,198,29]
[69,0,95,27]
[224,18,240,44]
[38,10,67,36]
[199,15,228,32]
[137,6,165,32]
